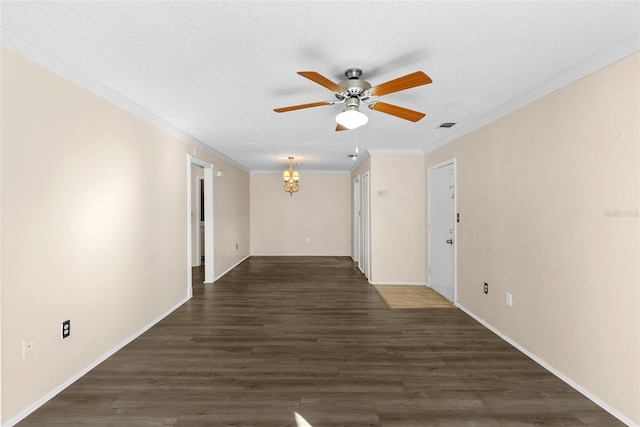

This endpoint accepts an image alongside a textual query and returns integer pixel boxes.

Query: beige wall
[250,172,351,256]
[369,154,426,284]
[425,53,639,424]
[213,160,250,276]
[0,47,250,423]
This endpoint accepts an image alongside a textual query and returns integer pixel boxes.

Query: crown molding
[423,33,640,156]
[1,30,251,173]
[348,149,371,173]
[251,170,351,175]
[366,149,426,156]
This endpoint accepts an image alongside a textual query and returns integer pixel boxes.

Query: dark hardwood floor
[19,256,622,426]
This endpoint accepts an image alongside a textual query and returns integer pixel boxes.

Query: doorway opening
[353,175,360,264]
[198,177,205,265]
[361,172,370,280]
[187,155,214,298]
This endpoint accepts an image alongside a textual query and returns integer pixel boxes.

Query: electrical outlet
[484,283,488,294]
[62,320,71,339]
[305,238,309,244]
[23,337,34,358]
[506,293,513,307]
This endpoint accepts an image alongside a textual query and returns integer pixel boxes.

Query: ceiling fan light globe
[336,109,368,129]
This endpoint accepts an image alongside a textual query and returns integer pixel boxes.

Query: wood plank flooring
[19,256,622,426]
[374,286,454,309]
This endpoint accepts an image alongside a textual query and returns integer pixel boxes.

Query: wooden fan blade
[369,101,426,122]
[335,124,348,131]
[298,71,348,95]
[366,71,432,97]
[274,101,331,113]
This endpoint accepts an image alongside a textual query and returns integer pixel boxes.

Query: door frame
[361,171,371,280]
[193,176,205,266]
[353,175,360,264]
[187,155,214,298]
[427,158,457,303]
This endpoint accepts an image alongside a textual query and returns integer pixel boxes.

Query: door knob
[446,239,453,244]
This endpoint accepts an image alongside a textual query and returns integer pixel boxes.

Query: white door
[362,172,370,279]
[353,176,360,263]
[428,161,456,301]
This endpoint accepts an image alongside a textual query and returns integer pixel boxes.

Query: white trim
[457,304,638,427]
[353,175,360,263]
[367,148,425,156]
[423,34,640,156]
[214,255,250,281]
[361,171,371,281]
[429,158,458,171]
[186,157,194,298]
[1,32,250,173]
[2,297,189,427]
[249,253,352,257]
[202,165,214,284]
[348,148,424,174]
[250,170,351,175]
[370,281,427,286]
[349,150,371,173]
[427,158,458,304]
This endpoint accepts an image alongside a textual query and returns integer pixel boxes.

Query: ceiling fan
[274,68,432,131]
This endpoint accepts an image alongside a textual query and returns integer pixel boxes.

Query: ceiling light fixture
[283,156,300,196]
[336,97,368,129]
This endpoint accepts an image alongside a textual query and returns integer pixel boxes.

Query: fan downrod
[344,68,363,79]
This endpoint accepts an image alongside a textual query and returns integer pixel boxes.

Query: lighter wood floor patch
[374,285,454,309]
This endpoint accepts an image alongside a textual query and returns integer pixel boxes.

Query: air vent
[439,122,456,128]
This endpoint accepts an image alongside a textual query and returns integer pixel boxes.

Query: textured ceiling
[2,1,639,172]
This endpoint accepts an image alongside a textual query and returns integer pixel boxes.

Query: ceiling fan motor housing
[336,68,371,100]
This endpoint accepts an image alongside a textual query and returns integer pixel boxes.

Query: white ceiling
[2,1,638,172]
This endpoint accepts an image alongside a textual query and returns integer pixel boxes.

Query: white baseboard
[2,296,190,427]
[249,253,352,257]
[456,303,638,427]
[214,255,250,282]
[371,281,427,286]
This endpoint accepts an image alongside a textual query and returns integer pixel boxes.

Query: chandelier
[283,156,300,196]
